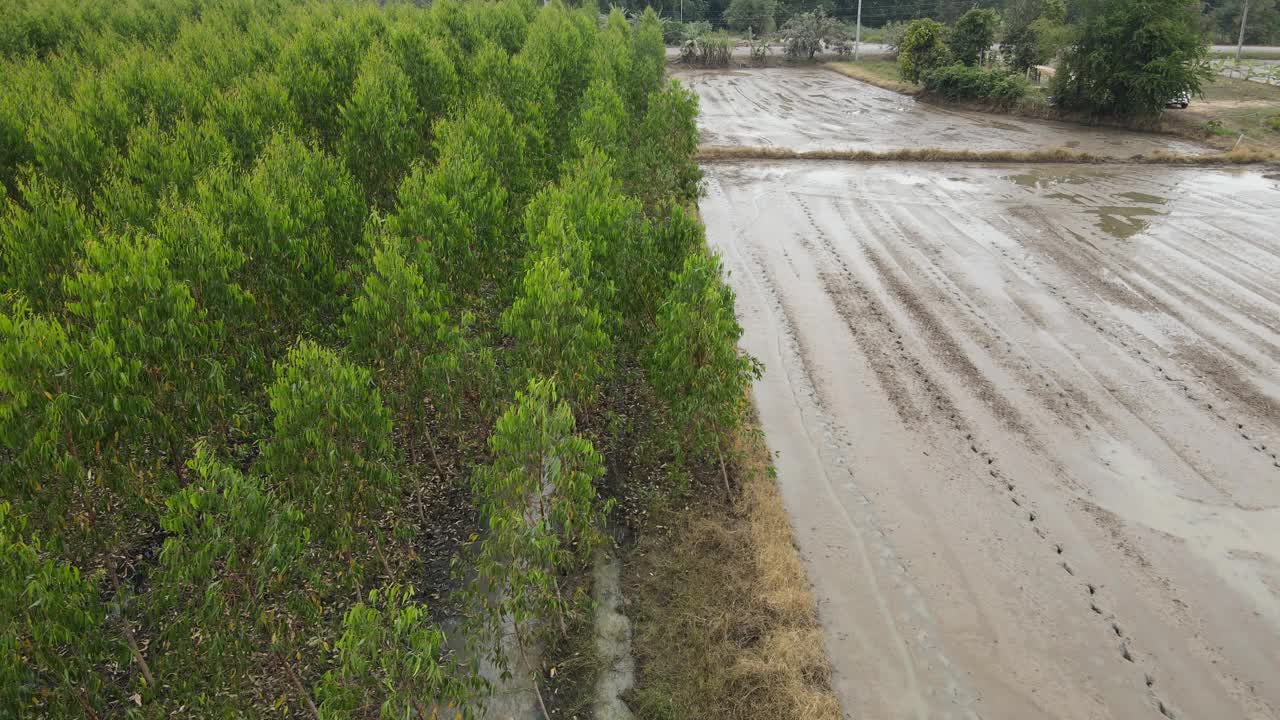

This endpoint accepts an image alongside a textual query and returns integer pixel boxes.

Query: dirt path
[701,156,1280,719]
[674,67,1211,156]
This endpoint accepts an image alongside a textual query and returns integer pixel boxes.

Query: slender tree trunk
[109,566,156,687]
[422,414,446,479]
[74,686,101,720]
[515,629,552,720]
[277,651,322,720]
[553,577,569,637]
[716,437,732,499]
[119,620,156,687]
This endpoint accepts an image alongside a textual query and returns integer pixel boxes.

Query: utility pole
[854,0,863,60]
[1236,0,1250,60]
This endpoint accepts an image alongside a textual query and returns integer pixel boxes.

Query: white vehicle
[1167,90,1191,108]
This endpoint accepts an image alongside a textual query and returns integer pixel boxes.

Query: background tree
[899,19,953,83]
[724,0,779,33]
[951,8,1002,66]
[780,9,846,61]
[1052,0,1211,117]
[1000,0,1068,71]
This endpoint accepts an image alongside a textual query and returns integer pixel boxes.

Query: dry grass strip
[622,422,840,720]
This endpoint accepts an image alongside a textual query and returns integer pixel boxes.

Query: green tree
[899,19,954,83]
[316,584,480,720]
[502,243,612,407]
[386,23,459,128]
[779,9,846,60]
[65,232,226,468]
[630,8,667,115]
[472,378,609,644]
[1052,0,1211,117]
[343,237,488,470]
[628,80,702,207]
[197,132,366,341]
[570,77,627,163]
[153,448,328,718]
[209,72,303,168]
[647,252,761,494]
[386,96,530,305]
[951,8,1001,66]
[340,42,421,206]
[94,115,232,231]
[1,502,118,720]
[259,341,400,559]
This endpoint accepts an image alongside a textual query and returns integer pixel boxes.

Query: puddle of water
[1116,191,1167,205]
[1091,206,1163,239]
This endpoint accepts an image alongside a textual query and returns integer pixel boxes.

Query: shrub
[899,18,953,83]
[923,64,1030,107]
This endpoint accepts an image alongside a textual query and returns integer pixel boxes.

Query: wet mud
[701,161,1280,719]
[674,66,1211,157]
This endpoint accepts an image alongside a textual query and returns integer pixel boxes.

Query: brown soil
[701,159,1280,719]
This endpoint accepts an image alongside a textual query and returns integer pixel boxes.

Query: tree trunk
[716,438,732,499]
[277,651,322,720]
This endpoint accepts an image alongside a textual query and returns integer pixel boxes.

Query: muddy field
[674,67,1210,156]
[690,66,1280,720]
[706,161,1280,720]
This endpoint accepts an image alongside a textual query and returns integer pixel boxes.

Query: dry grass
[697,143,1280,166]
[825,59,919,94]
[622,421,839,720]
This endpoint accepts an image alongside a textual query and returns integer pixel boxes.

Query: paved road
[694,67,1280,720]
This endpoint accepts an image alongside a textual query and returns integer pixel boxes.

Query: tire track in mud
[707,178,945,719]
[786,187,1185,720]
[1000,208,1280,475]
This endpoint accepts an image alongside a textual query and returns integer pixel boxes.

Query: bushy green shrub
[923,64,1030,106]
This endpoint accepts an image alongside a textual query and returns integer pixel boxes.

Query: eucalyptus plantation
[0,1,760,716]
